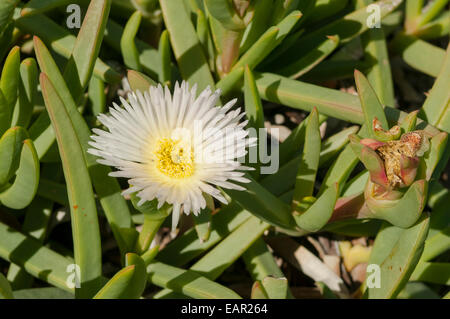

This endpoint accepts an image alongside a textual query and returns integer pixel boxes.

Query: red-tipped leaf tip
[326,35,339,42]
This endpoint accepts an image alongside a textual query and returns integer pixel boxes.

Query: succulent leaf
[363,179,427,228]
[373,117,401,141]
[349,134,390,188]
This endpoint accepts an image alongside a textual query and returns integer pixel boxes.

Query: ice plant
[352,118,430,191]
[88,81,255,232]
[0,0,448,301]
[342,117,431,228]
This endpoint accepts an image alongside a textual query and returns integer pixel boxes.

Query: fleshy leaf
[120,10,142,71]
[0,126,28,187]
[148,261,242,299]
[251,281,268,299]
[127,69,157,93]
[63,0,112,103]
[364,179,427,228]
[293,183,339,232]
[0,139,39,210]
[367,214,430,299]
[292,107,320,203]
[94,253,146,299]
[354,70,388,139]
[349,134,389,188]
[0,273,13,299]
[40,73,102,298]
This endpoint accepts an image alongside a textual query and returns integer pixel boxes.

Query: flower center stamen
[155,138,194,178]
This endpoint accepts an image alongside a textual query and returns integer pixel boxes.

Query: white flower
[88,81,256,232]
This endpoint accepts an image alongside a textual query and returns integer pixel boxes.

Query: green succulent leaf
[364,180,428,228]
[417,0,449,28]
[239,0,273,53]
[0,272,13,299]
[0,139,39,209]
[400,110,418,133]
[141,245,159,266]
[420,43,450,132]
[413,11,450,40]
[0,220,95,293]
[410,261,450,285]
[193,206,212,243]
[40,73,102,298]
[243,238,285,281]
[155,216,269,298]
[204,0,246,31]
[367,214,430,299]
[217,10,302,95]
[127,69,157,92]
[88,76,106,116]
[244,65,264,177]
[319,126,359,166]
[397,282,439,299]
[349,134,389,188]
[94,253,146,299]
[189,216,269,280]
[0,0,19,35]
[20,0,73,17]
[251,281,269,299]
[11,58,38,128]
[418,132,448,181]
[294,184,339,232]
[158,29,172,86]
[244,65,264,130]
[121,10,142,71]
[278,35,340,79]
[63,0,112,103]
[277,0,402,71]
[224,176,296,231]
[7,164,60,289]
[359,0,395,107]
[261,277,289,299]
[13,287,73,299]
[292,108,321,203]
[307,0,349,24]
[262,125,356,197]
[354,69,389,138]
[160,0,215,91]
[157,205,251,267]
[390,33,446,78]
[0,46,20,134]
[420,226,450,262]
[196,8,216,71]
[404,0,424,32]
[319,142,360,196]
[16,14,121,84]
[255,72,441,138]
[0,126,28,187]
[34,36,134,253]
[148,261,242,299]
[278,114,327,166]
[104,19,161,79]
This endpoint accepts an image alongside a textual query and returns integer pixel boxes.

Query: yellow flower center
[155,138,194,178]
